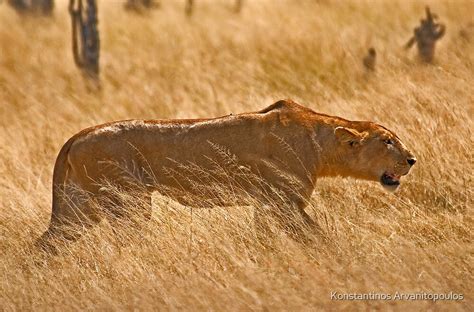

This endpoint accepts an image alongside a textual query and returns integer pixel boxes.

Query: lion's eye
[384,139,394,145]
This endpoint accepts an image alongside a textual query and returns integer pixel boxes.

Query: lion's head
[334,123,416,191]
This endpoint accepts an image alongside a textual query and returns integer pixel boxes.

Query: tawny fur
[39,100,415,248]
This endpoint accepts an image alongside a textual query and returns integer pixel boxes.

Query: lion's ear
[334,127,367,146]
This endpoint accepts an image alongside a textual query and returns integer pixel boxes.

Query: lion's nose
[407,158,417,166]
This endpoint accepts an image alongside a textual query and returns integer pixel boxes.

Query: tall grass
[0,0,473,310]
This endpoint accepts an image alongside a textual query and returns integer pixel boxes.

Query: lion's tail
[36,136,76,252]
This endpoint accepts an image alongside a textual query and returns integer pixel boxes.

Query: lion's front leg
[298,208,324,236]
[254,202,320,247]
[254,205,277,249]
[273,202,322,245]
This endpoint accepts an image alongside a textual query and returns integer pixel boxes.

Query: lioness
[38,100,416,247]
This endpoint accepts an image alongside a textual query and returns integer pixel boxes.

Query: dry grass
[1,0,473,310]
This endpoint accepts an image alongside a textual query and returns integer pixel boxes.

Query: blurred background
[0,0,473,310]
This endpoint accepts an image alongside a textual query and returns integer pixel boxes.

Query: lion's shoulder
[257,99,311,114]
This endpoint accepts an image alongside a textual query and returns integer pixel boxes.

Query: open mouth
[381,172,401,187]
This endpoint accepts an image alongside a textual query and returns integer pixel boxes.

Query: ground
[0,0,473,310]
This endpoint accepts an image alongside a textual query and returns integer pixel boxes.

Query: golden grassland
[0,0,473,310]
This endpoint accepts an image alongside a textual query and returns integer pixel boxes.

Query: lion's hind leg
[98,184,153,247]
[99,183,152,223]
[36,183,102,254]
